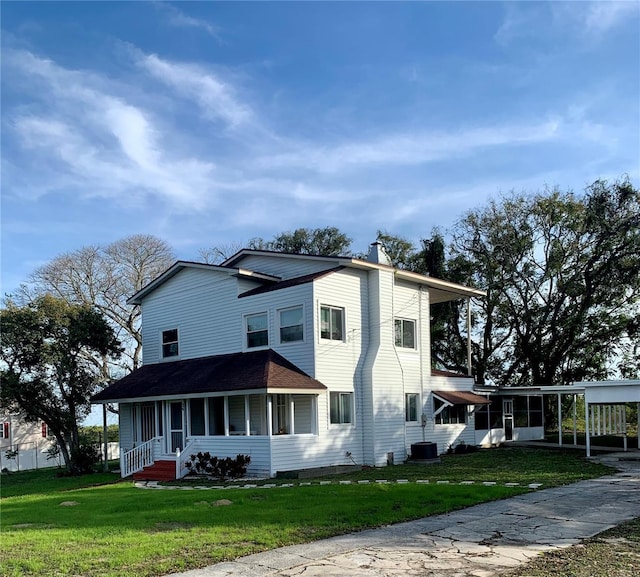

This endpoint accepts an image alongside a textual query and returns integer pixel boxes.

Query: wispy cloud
[153,2,222,41]
[496,1,639,46]
[136,52,253,128]
[4,49,217,209]
[255,120,562,174]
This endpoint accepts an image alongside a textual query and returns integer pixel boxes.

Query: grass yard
[0,447,613,577]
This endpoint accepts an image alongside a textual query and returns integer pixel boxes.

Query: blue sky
[2,1,639,296]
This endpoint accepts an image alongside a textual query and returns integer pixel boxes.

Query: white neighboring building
[93,243,490,479]
[0,413,58,471]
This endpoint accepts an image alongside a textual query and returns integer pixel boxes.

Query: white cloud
[137,53,253,128]
[565,1,639,35]
[4,49,217,209]
[496,1,639,46]
[255,120,562,174]
[153,2,222,40]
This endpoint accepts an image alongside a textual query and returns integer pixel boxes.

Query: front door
[169,401,184,453]
[503,399,514,441]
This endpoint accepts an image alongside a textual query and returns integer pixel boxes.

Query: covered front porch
[91,349,328,479]
[120,392,321,478]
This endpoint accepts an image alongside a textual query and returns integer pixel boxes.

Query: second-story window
[162,329,179,358]
[246,312,268,348]
[394,318,416,349]
[279,306,304,343]
[320,305,344,341]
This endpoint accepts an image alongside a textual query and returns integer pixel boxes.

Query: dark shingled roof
[238,267,344,298]
[433,390,491,405]
[92,349,326,402]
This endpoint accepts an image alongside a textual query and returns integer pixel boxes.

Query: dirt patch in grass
[149,521,195,533]
[505,517,640,577]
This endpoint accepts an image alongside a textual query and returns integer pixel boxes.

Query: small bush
[70,444,102,475]
[185,452,251,480]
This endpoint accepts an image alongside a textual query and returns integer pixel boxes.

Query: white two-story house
[92,243,489,479]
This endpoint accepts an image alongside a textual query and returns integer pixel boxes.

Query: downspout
[419,285,426,442]
[466,298,472,377]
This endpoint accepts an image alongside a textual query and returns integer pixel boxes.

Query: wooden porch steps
[132,460,176,481]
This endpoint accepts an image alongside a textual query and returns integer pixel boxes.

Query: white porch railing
[175,439,199,480]
[120,437,161,478]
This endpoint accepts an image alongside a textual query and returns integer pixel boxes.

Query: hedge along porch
[92,349,327,478]
[474,380,640,456]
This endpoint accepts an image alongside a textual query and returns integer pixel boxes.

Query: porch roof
[433,390,491,406]
[92,349,327,404]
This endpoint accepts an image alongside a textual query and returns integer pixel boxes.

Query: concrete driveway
[168,453,640,577]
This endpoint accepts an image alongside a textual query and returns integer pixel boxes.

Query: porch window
[293,395,314,434]
[475,403,504,430]
[514,397,529,428]
[330,392,353,424]
[228,395,246,434]
[189,398,205,436]
[320,305,344,341]
[405,393,419,422]
[529,396,543,427]
[272,394,290,434]
[249,395,267,435]
[279,306,304,343]
[246,313,268,348]
[434,398,466,425]
[162,329,179,358]
[394,318,416,349]
[207,397,225,435]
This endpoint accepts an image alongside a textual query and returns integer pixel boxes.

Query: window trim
[329,391,354,425]
[320,304,345,342]
[245,311,269,349]
[161,328,179,359]
[394,318,417,350]
[278,305,304,344]
[405,393,419,423]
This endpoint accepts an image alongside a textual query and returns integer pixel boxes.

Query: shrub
[70,444,102,475]
[185,452,251,480]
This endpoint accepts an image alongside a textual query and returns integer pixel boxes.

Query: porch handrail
[120,437,161,478]
[175,439,199,480]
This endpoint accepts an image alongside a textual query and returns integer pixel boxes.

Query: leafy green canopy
[446,177,640,385]
[0,295,122,474]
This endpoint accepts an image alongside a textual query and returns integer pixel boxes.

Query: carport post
[585,398,591,458]
[557,393,562,446]
[572,394,577,446]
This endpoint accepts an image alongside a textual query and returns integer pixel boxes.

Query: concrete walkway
[168,453,640,577]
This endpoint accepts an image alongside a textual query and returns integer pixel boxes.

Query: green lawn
[0,448,613,577]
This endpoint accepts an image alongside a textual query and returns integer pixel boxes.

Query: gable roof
[127,261,281,305]
[223,249,486,303]
[239,267,345,298]
[92,349,327,403]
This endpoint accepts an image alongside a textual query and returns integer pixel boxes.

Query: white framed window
[434,398,466,425]
[320,305,344,341]
[162,328,179,358]
[279,306,304,343]
[405,393,419,422]
[1,422,9,439]
[246,312,268,348]
[394,318,416,349]
[330,392,353,424]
